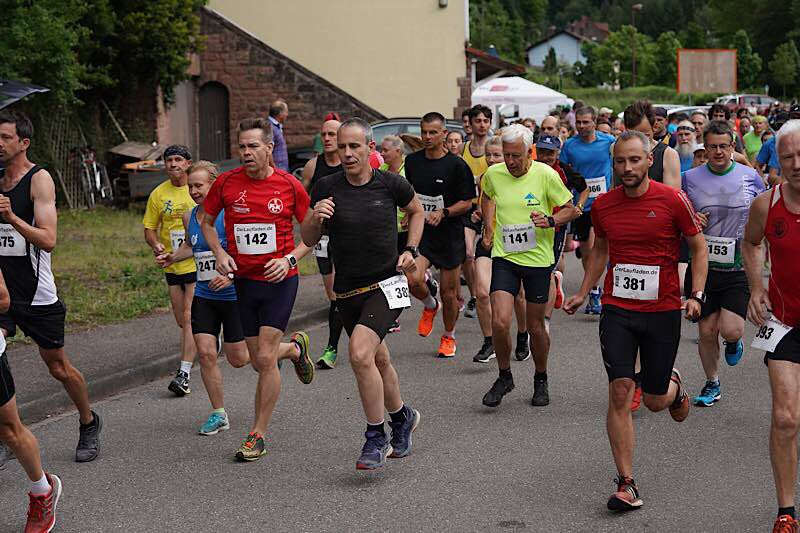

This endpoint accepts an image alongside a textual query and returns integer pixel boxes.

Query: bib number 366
[379,275,411,310]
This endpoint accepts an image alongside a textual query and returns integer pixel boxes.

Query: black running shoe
[531,377,550,406]
[473,339,496,363]
[388,320,401,333]
[482,375,515,407]
[76,411,102,462]
[425,276,439,299]
[607,475,643,511]
[168,371,190,396]
[464,297,477,318]
[515,334,530,361]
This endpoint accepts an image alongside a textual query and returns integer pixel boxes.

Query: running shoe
[316,346,337,369]
[356,430,392,470]
[553,271,564,309]
[464,297,477,318]
[425,275,439,299]
[25,473,61,533]
[724,339,744,366]
[235,432,266,462]
[515,334,530,361]
[473,339,496,363]
[388,406,421,458]
[417,300,439,337]
[0,440,14,470]
[290,331,314,384]
[437,335,456,358]
[199,412,230,436]
[630,383,643,412]
[482,375,515,407]
[607,475,643,512]
[531,377,550,406]
[585,290,602,315]
[693,380,721,407]
[75,410,102,463]
[168,370,191,397]
[388,321,401,333]
[668,369,690,422]
[457,295,466,313]
[774,515,800,533]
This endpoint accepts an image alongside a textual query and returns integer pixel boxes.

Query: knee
[198,349,218,367]
[721,323,745,342]
[773,407,800,436]
[491,314,512,333]
[374,352,391,372]
[609,380,634,409]
[251,353,277,372]
[46,359,70,382]
[348,344,374,372]
[698,322,719,341]
[229,352,250,368]
[642,394,669,412]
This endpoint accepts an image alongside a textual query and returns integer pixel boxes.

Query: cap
[599,107,613,115]
[163,144,192,161]
[324,112,341,121]
[535,135,562,151]
[654,107,667,118]
[694,144,705,152]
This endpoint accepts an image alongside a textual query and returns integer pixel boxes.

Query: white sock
[180,361,192,377]
[30,473,50,496]
[423,295,437,309]
[591,286,600,295]
[444,329,455,339]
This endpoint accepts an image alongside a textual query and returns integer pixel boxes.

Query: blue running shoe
[693,380,721,407]
[585,290,602,315]
[199,412,230,435]
[388,406,421,458]
[724,339,744,366]
[356,430,392,470]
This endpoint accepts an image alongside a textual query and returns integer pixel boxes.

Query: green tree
[679,21,708,49]
[581,25,656,88]
[730,30,762,90]
[470,0,525,61]
[770,40,800,96]
[652,31,682,87]
[543,47,558,73]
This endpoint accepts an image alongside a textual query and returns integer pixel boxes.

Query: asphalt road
[0,256,780,532]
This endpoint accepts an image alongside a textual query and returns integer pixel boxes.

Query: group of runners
[0,97,799,531]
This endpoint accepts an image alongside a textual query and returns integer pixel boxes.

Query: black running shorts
[0,300,67,350]
[165,271,197,287]
[490,258,551,304]
[0,353,14,407]
[764,326,800,365]
[475,239,492,260]
[191,296,244,343]
[551,226,567,273]
[420,232,466,270]
[684,267,749,321]
[337,288,403,341]
[234,276,298,337]
[599,304,681,395]
[572,211,593,242]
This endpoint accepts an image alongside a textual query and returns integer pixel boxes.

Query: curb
[17,305,329,424]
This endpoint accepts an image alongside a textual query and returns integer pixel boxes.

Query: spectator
[268,100,289,171]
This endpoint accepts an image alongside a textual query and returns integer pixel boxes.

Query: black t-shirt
[404,150,475,245]
[310,169,415,293]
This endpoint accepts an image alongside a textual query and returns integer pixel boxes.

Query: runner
[0,109,101,462]
[445,130,464,156]
[676,120,698,172]
[480,124,577,407]
[301,117,424,470]
[742,119,800,533]
[155,161,250,435]
[406,112,476,358]
[0,269,62,532]
[301,119,344,368]
[563,130,707,511]
[683,120,765,407]
[201,117,315,462]
[143,144,198,397]
[559,106,615,314]
[622,101,681,188]
[379,135,408,334]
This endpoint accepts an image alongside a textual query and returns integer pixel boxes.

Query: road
[0,257,778,532]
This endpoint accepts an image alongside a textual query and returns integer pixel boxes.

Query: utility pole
[631,3,644,87]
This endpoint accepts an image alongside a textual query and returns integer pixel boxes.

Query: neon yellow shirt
[142,180,196,275]
[482,161,572,267]
[380,161,408,232]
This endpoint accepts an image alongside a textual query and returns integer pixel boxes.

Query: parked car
[713,94,778,115]
[667,105,710,118]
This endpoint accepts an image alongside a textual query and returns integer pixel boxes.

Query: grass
[566,86,723,114]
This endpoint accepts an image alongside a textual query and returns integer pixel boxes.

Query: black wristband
[442,208,450,218]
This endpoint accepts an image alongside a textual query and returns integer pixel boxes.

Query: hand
[155,253,173,268]
[695,211,709,228]
[531,211,551,228]
[313,197,335,225]
[396,251,417,273]
[425,210,444,227]
[208,275,232,291]
[0,195,13,222]
[215,251,237,275]
[563,293,587,315]
[471,210,483,223]
[152,242,166,256]
[264,257,290,283]
[684,298,701,321]
[747,287,772,326]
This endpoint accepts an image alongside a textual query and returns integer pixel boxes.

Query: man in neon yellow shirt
[143,145,198,396]
[480,125,579,408]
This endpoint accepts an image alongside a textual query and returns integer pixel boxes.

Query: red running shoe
[774,515,800,533]
[607,475,643,512]
[25,473,61,533]
[630,382,642,412]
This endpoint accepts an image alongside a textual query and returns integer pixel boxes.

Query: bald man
[540,115,560,136]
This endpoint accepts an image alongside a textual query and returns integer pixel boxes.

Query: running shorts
[764,326,800,365]
[475,239,492,260]
[490,258,551,304]
[599,304,681,395]
[337,288,402,341]
[234,276,298,336]
[463,206,482,233]
[551,226,567,273]
[191,296,245,343]
[165,272,197,287]
[0,301,67,350]
[572,211,593,242]
[420,232,466,270]
[684,267,749,321]
[0,353,14,407]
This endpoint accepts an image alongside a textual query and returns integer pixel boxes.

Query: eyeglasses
[705,143,733,152]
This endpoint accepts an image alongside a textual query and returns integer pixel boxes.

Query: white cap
[694,144,705,152]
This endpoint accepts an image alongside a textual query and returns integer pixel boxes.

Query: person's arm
[0,268,9,313]
[142,191,165,255]
[0,169,57,252]
[768,167,782,187]
[397,194,424,273]
[157,211,193,267]
[732,150,753,168]
[480,194,496,250]
[201,212,235,275]
[301,158,317,191]
[742,193,771,326]
[683,231,708,320]
[662,147,682,189]
[563,235,609,313]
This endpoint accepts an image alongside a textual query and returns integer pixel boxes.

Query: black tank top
[650,142,668,183]
[310,155,342,190]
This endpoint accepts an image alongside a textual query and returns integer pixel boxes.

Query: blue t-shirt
[188,206,236,301]
[756,137,780,175]
[679,154,694,172]
[559,131,615,210]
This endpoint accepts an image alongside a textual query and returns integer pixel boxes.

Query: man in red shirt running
[743,120,800,533]
[564,130,708,511]
[202,117,315,462]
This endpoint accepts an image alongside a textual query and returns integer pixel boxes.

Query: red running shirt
[591,180,700,312]
[765,184,800,327]
[204,166,310,281]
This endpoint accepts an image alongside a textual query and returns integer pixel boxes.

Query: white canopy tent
[472,77,572,127]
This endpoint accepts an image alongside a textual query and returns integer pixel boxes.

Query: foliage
[770,41,800,96]
[652,32,682,88]
[731,30,763,91]
[543,47,558,73]
[566,86,721,115]
[581,26,656,89]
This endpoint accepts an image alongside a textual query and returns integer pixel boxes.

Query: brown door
[199,82,230,161]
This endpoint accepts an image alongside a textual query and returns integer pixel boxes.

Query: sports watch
[689,291,706,304]
[285,254,298,268]
[402,246,419,258]
[442,208,450,218]
[547,216,556,228]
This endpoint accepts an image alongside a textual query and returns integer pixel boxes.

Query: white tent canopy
[472,77,572,127]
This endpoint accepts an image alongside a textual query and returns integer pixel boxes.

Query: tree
[680,21,708,49]
[652,31,682,87]
[730,30,762,90]
[580,25,657,88]
[543,47,558,74]
[770,40,800,96]
[470,0,525,62]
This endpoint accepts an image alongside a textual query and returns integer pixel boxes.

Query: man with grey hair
[675,120,697,172]
[480,124,576,408]
[268,100,289,171]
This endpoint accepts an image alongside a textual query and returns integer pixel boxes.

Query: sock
[423,294,437,309]
[213,407,226,416]
[180,361,192,377]
[444,329,455,339]
[517,331,528,343]
[367,421,385,435]
[708,377,720,386]
[80,412,97,428]
[534,371,547,382]
[779,507,796,519]
[483,336,492,345]
[634,371,643,385]
[725,340,741,354]
[499,367,512,380]
[30,474,50,496]
[327,301,343,349]
[388,405,407,424]
[591,286,600,295]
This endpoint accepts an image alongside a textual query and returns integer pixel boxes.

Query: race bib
[705,235,736,265]
[170,230,186,252]
[0,224,25,256]
[418,193,444,213]
[313,235,329,258]
[751,316,793,352]
[234,223,276,255]
[612,264,660,300]
[0,332,6,355]
[194,251,218,282]
[585,176,608,199]
[379,275,411,310]
[501,223,536,252]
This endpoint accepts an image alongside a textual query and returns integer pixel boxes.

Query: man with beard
[675,120,697,172]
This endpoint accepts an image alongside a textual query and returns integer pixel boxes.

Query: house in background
[526,16,610,69]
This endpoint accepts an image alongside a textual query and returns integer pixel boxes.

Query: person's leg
[768,360,800,509]
[718,307,746,351]
[491,291,515,371]
[39,347,92,424]
[322,272,344,351]
[579,228,594,273]
[0,396,43,482]
[526,302,549,374]
[545,272,557,320]
[247,327,300,435]
[181,283,197,364]
[475,257,493,338]
[697,311,721,381]
[196,333,224,410]
[514,287,527,333]
[348,325,386,423]
[408,255,433,302]
[607,378,636,477]
[439,266,461,333]
[375,341,403,413]
[463,227,477,300]
[168,284,195,366]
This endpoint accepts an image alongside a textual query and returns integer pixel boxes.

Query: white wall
[527,34,585,68]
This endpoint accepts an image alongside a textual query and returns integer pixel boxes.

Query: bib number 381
[0,224,26,256]
[501,223,536,253]
[194,251,218,282]
[612,264,660,300]
[379,275,411,310]
[234,224,276,255]
[751,316,792,353]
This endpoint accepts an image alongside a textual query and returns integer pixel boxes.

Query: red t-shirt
[765,184,800,327]
[591,180,700,312]
[204,166,310,281]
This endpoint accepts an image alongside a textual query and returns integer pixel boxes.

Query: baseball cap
[694,144,705,152]
[535,135,562,151]
[324,112,341,121]
[599,107,613,115]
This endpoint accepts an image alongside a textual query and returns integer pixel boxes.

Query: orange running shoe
[437,335,456,358]
[668,369,690,422]
[417,300,439,337]
[630,383,642,412]
[774,515,800,533]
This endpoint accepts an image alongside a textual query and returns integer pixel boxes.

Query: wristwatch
[285,254,298,268]
[402,245,419,258]
[442,208,450,218]
[689,291,706,304]
[547,216,556,228]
